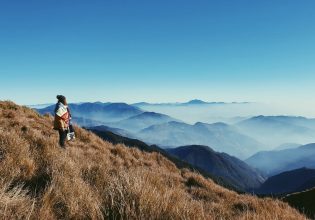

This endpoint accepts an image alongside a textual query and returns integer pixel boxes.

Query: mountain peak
[186,99,207,104]
[194,122,229,127]
[194,122,207,126]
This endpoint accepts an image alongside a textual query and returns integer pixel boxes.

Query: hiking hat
[56,95,66,103]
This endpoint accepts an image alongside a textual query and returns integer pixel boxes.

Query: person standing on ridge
[54,95,72,148]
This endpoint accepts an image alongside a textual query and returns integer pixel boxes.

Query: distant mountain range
[38,102,143,123]
[36,102,315,161]
[137,121,264,159]
[36,102,265,159]
[255,167,315,195]
[246,143,315,176]
[166,145,265,191]
[131,101,293,125]
[236,116,315,148]
[133,99,250,107]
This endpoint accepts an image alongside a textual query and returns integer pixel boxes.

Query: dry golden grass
[0,101,307,219]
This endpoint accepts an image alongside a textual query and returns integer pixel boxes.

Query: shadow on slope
[166,145,265,192]
[284,188,315,220]
[255,168,315,195]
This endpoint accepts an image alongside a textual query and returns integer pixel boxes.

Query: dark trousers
[58,129,68,148]
[69,124,75,133]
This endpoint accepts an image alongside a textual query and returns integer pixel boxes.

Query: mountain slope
[274,143,301,150]
[246,143,315,176]
[87,125,135,138]
[255,168,315,195]
[38,102,143,123]
[0,101,306,219]
[166,145,265,191]
[137,121,263,159]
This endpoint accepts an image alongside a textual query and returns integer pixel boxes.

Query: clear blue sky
[0,0,315,107]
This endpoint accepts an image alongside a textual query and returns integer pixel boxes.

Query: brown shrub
[0,182,35,219]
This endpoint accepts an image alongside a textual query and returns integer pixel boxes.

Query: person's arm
[57,116,66,130]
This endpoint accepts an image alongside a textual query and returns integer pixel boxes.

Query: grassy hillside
[0,101,307,219]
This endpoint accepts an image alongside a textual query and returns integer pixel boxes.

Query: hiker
[54,95,74,148]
